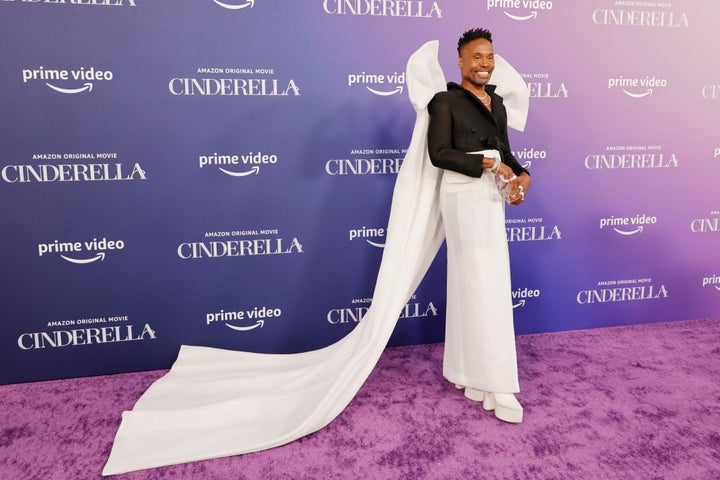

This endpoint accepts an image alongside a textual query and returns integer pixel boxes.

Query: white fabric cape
[102,40,528,476]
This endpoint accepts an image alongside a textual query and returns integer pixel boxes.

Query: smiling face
[458,38,495,91]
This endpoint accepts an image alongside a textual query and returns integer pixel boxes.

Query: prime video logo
[21,66,113,94]
[347,71,405,96]
[37,237,125,264]
[702,274,720,292]
[198,151,278,177]
[599,214,657,236]
[349,225,385,248]
[486,0,553,21]
[608,75,668,98]
[205,306,281,331]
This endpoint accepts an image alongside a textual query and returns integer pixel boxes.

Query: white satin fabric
[102,41,528,475]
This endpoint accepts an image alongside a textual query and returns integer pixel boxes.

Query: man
[102,39,526,476]
[428,28,530,423]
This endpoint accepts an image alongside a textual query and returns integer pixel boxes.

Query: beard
[470,71,492,87]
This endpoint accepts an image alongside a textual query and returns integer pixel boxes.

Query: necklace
[476,91,491,106]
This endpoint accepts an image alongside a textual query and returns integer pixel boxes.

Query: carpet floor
[2,318,719,479]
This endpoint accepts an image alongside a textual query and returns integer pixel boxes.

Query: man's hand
[508,172,530,205]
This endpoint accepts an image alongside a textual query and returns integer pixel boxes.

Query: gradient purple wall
[1,0,718,384]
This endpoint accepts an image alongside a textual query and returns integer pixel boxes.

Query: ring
[518,185,524,192]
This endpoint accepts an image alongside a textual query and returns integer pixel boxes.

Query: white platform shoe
[460,386,523,424]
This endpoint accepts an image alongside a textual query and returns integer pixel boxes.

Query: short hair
[457,28,493,55]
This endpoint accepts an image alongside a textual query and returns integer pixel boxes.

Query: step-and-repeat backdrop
[1,0,718,384]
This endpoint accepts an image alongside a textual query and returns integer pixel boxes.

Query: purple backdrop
[1,0,718,384]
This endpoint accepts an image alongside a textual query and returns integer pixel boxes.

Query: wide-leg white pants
[439,169,520,393]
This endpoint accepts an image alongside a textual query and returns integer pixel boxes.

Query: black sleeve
[496,101,530,177]
[427,94,486,178]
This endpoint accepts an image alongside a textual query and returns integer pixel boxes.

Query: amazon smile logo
[486,0,553,21]
[347,71,405,96]
[198,151,278,177]
[22,66,113,94]
[503,11,536,21]
[38,237,125,264]
[212,0,254,9]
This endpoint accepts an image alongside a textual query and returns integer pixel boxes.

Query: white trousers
[439,169,520,393]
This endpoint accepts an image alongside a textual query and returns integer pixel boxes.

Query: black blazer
[427,82,528,178]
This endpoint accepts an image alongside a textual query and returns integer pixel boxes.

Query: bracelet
[491,156,501,173]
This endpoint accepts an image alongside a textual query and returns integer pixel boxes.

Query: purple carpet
[2,319,719,479]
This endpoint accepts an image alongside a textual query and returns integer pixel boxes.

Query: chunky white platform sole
[461,387,523,424]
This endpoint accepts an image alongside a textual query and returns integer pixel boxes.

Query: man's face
[458,38,494,88]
